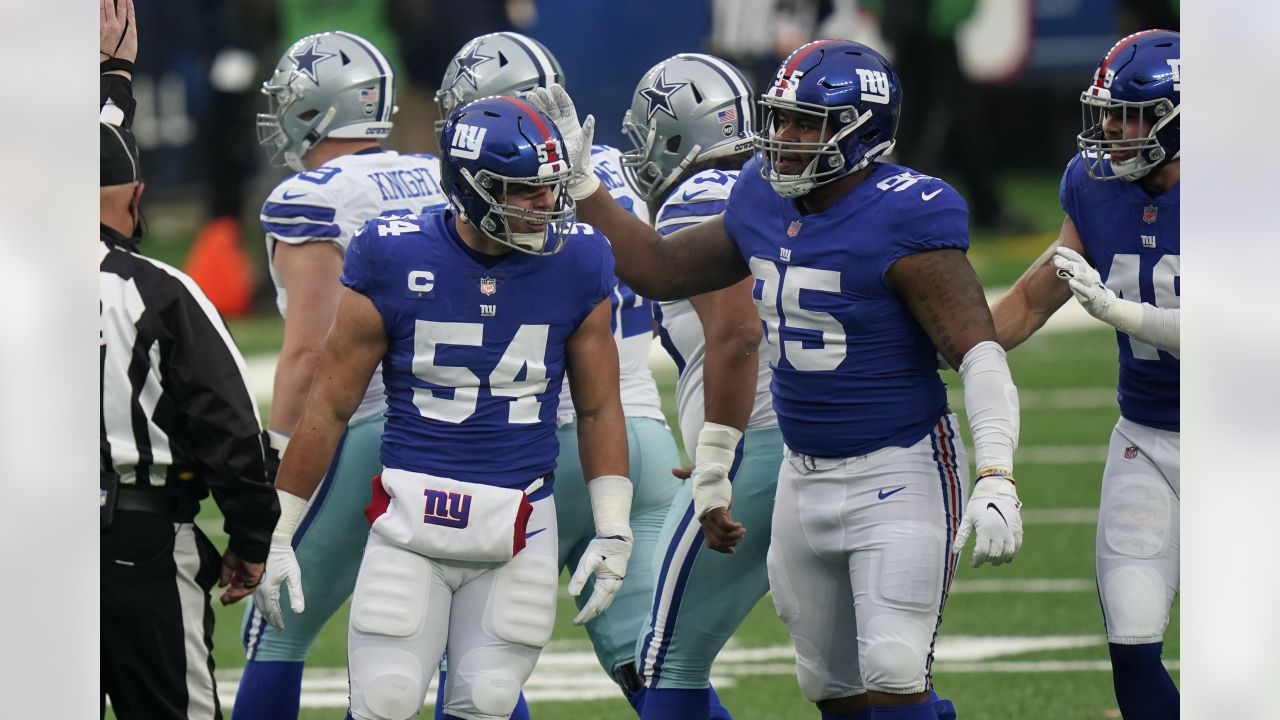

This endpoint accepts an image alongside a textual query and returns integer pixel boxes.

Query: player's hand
[953,474,1023,567]
[1052,247,1119,323]
[252,540,305,629]
[567,535,632,625]
[217,550,264,605]
[100,0,137,63]
[525,84,600,200]
[700,507,745,554]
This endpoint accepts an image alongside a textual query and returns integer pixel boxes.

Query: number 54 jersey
[340,207,617,488]
[1060,154,1179,431]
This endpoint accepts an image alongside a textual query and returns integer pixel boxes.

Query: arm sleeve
[957,340,1020,473]
[1107,300,1180,355]
[164,280,279,562]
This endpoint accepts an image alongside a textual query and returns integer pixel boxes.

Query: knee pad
[448,647,532,717]
[351,543,434,638]
[349,647,426,720]
[1101,474,1173,559]
[860,616,931,694]
[488,550,558,648]
[1100,565,1171,642]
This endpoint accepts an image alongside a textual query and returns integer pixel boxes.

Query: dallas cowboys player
[253,96,635,720]
[992,30,1180,719]
[437,32,682,711]
[234,31,448,720]
[529,39,1022,720]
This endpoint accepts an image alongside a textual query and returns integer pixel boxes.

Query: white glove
[1053,246,1146,335]
[568,475,633,625]
[252,489,307,629]
[525,84,600,200]
[691,423,742,520]
[953,473,1024,567]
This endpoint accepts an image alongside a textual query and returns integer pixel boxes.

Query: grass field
[109,172,1179,718]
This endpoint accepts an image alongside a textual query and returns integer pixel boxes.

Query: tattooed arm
[887,248,997,369]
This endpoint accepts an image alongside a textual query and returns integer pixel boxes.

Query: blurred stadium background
[112,0,1180,717]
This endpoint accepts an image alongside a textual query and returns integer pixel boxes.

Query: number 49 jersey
[1061,154,1179,431]
[340,207,617,488]
[724,158,968,458]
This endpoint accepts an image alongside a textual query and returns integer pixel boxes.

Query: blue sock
[1108,642,1179,719]
[871,699,939,719]
[929,689,957,720]
[231,660,304,720]
[432,669,529,720]
[821,710,872,720]
[640,687,710,720]
[708,685,733,720]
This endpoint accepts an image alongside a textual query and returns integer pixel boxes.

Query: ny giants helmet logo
[855,69,891,105]
[1167,58,1181,92]
[450,123,488,160]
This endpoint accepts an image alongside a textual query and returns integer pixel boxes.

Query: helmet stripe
[683,53,753,136]
[502,32,555,89]
[1095,29,1165,88]
[501,96,552,143]
[335,31,394,122]
[784,39,835,76]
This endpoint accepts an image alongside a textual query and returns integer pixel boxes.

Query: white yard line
[950,578,1096,593]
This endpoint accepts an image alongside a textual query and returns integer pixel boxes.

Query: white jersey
[262,149,448,424]
[557,145,665,426]
[653,169,776,454]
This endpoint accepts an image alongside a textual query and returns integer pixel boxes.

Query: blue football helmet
[1078,29,1180,181]
[755,39,901,197]
[439,96,576,255]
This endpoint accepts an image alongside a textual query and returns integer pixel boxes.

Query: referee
[99,2,279,718]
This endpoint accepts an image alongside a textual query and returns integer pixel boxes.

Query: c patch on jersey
[406,269,436,299]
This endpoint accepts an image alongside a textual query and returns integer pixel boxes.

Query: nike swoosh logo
[525,528,546,539]
[987,502,1009,526]
[921,188,943,201]
[878,486,907,500]
[683,189,709,201]
[282,191,307,200]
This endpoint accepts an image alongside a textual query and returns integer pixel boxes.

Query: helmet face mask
[618,54,756,202]
[1076,29,1180,182]
[753,40,901,198]
[435,32,565,135]
[257,32,396,172]
[440,97,576,256]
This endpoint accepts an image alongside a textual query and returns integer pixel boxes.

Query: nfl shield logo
[1142,205,1158,224]
[1124,445,1139,459]
[479,277,497,296]
[787,219,803,238]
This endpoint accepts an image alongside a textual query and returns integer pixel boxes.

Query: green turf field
[108,172,1179,718]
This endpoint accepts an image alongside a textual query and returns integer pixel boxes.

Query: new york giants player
[252,97,635,720]
[530,39,1021,720]
[993,30,1180,719]
[437,32,682,711]
[235,31,448,720]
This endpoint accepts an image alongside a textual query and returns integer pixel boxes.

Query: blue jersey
[340,207,617,487]
[723,159,968,458]
[1060,155,1180,431]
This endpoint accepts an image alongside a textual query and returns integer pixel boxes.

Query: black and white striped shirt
[99,226,277,562]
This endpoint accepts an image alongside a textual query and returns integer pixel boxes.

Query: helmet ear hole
[298,109,320,122]
[665,134,682,153]
[860,128,881,145]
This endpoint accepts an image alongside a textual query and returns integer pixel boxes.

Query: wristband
[586,475,633,541]
[273,489,309,542]
[101,58,136,75]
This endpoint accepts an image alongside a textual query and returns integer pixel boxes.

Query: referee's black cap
[101,121,141,186]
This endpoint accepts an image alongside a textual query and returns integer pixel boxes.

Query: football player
[992,30,1180,719]
[234,31,449,720]
[435,32,682,713]
[253,96,635,720]
[528,39,1021,720]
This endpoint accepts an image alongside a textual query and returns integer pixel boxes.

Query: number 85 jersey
[1061,154,1179,431]
[340,207,617,488]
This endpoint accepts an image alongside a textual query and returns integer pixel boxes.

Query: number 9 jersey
[340,207,617,487]
[1060,154,1179,431]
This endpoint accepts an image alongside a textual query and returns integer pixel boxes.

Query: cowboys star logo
[290,40,336,84]
[453,43,494,91]
[640,69,688,121]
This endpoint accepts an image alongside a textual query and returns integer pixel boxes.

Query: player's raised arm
[889,248,1024,567]
[526,85,749,300]
[991,215,1082,351]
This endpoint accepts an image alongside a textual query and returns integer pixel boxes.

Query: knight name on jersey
[367,167,444,203]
